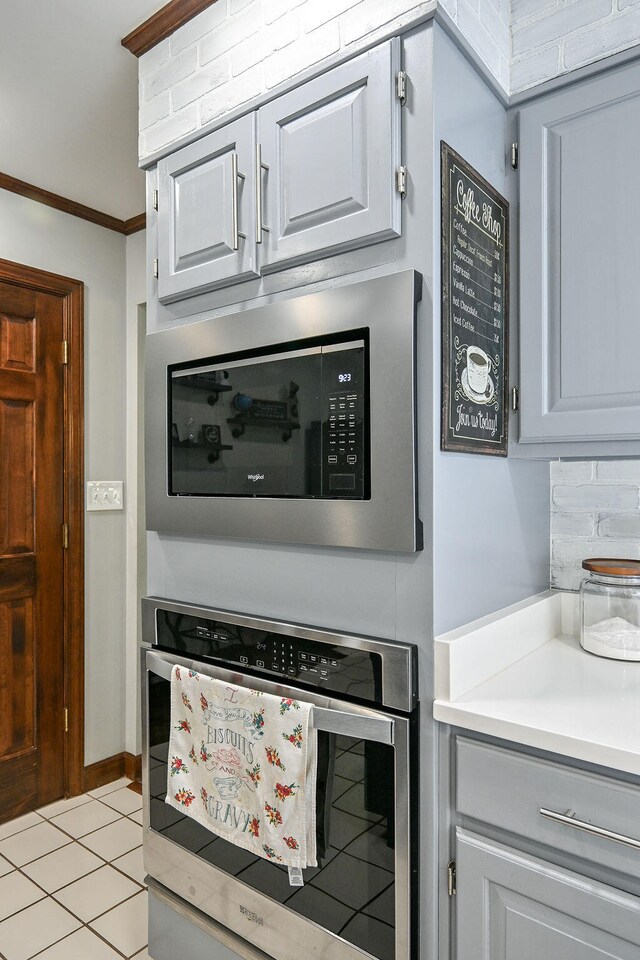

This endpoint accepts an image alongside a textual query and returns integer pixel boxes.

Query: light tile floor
[0,779,149,960]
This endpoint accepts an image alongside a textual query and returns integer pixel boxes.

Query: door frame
[0,257,84,796]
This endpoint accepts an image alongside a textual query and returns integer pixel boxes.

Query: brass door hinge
[64,708,69,733]
[448,860,457,896]
[396,70,407,104]
[62,340,69,365]
[511,142,519,170]
[62,523,69,550]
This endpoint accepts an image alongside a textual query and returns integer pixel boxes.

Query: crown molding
[0,172,145,235]
[122,0,220,58]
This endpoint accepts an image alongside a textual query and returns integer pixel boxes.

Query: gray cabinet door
[157,115,257,302]
[258,39,401,272]
[518,62,640,443]
[456,829,640,960]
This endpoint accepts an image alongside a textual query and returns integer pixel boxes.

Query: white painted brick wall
[511,0,640,93]
[138,0,509,160]
[550,461,640,591]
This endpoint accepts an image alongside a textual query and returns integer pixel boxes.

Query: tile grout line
[0,785,148,960]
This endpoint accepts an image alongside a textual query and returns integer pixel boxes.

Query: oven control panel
[155,611,379,703]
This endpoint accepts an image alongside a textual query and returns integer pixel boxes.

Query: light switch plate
[86,480,124,511]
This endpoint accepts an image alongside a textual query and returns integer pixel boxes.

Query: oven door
[143,649,414,960]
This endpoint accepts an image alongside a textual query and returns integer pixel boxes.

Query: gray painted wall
[431,24,550,636]
[0,188,129,765]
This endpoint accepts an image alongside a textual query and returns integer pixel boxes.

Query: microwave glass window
[168,336,368,500]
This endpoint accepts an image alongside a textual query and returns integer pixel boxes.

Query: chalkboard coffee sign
[441,142,509,456]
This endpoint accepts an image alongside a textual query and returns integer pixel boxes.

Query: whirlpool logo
[239,905,264,925]
[247,474,265,482]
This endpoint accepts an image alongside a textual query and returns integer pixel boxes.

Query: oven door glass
[145,652,410,960]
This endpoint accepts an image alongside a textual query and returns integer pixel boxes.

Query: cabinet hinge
[64,708,69,733]
[511,385,519,412]
[153,258,159,279]
[448,860,457,897]
[396,165,407,198]
[62,340,69,365]
[396,70,407,103]
[62,523,69,550]
[152,189,159,211]
[510,141,519,170]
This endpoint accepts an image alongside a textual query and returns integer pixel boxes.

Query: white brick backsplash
[200,63,264,123]
[170,2,228,55]
[264,0,308,25]
[301,0,363,34]
[550,460,594,481]
[564,6,640,68]
[139,92,171,132]
[552,511,595,538]
[551,562,584,592]
[145,46,198,100]
[438,0,458,16]
[550,459,640,589]
[552,538,640,563]
[553,484,638,510]
[598,513,640,538]
[512,0,613,57]
[172,57,230,111]
[139,38,171,80]
[457,0,503,74]
[596,460,640,481]
[479,0,509,53]
[199,6,261,65]
[511,0,558,18]
[510,42,561,90]
[264,21,340,87]
[619,0,640,9]
[141,105,199,156]
[232,13,299,76]
[340,0,425,45]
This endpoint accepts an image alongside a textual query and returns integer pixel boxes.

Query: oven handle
[146,650,394,746]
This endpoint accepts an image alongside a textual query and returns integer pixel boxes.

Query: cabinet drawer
[456,737,640,879]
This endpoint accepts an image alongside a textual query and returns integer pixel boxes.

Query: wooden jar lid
[582,558,640,577]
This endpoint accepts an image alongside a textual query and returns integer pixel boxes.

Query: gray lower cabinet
[257,38,402,272]
[516,58,640,449]
[154,38,403,302]
[453,738,640,960]
[157,114,258,302]
[456,829,640,960]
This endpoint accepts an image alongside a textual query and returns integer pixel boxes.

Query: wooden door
[157,114,258,302]
[0,279,66,818]
[258,38,402,273]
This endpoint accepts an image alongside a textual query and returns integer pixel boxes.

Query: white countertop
[433,591,640,776]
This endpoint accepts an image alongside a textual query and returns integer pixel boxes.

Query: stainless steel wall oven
[145,270,422,552]
[142,597,419,960]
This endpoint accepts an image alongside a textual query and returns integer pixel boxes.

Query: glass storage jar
[580,559,640,661]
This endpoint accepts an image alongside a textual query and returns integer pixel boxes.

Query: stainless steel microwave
[145,270,422,552]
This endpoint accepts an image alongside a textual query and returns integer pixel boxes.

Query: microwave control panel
[155,610,380,704]
[321,343,366,499]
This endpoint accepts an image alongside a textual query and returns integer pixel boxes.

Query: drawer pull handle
[539,807,640,852]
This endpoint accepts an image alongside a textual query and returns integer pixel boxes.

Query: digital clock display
[338,373,352,383]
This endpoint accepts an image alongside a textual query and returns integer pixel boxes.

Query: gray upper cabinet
[257,39,402,273]
[456,829,640,960]
[517,62,640,446]
[157,115,257,302]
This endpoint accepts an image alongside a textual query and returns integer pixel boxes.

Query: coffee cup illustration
[466,346,492,396]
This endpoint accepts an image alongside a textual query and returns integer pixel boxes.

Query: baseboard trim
[82,752,142,792]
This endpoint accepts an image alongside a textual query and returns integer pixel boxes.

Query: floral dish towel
[166,665,317,868]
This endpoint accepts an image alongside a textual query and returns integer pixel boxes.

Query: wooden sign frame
[441,142,509,456]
